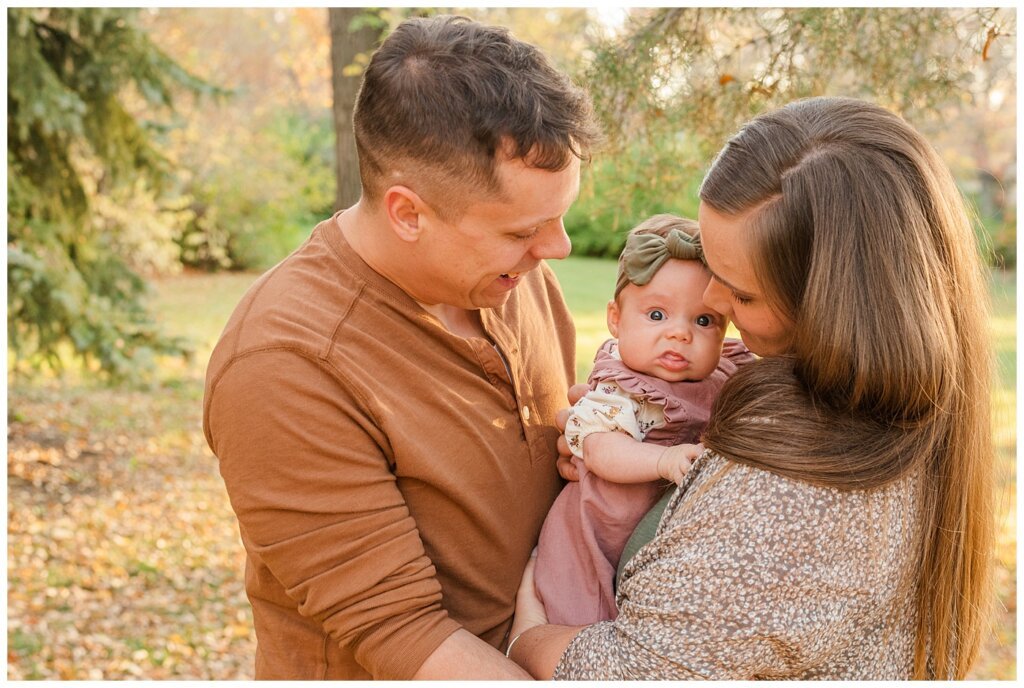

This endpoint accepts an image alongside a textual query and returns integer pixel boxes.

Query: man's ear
[606,299,621,338]
[383,185,429,243]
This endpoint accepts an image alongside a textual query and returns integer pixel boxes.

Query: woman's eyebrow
[707,266,753,297]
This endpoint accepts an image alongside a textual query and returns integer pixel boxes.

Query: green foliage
[566,139,703,258]
[969,199,1016,270]
[960,173,1016,270]
[177,108,335,271]
[571,7,1014,260]
[987,217,1016,270]
[7,8,218,379]
[587,8,1008,154]
[7,225,187,378]
[348,8,389,34]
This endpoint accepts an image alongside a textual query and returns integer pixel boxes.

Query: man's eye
[696,314,712,327]
[648,310,665,321]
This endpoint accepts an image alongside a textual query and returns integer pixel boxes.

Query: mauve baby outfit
[534,337,753,625]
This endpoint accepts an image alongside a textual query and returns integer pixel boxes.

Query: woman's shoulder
[589,451,924,680]
[621,450,926,625]
[694,449,921,505]
[661,451,926,562]
[682,450,923,507]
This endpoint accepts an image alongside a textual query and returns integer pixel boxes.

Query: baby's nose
[668,322,692,342]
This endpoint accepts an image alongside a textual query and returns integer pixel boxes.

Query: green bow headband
[614,228,703,298]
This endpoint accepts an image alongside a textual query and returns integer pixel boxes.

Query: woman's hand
[510,550,548,643]
[555,383,590,481]
[508,550,588,679]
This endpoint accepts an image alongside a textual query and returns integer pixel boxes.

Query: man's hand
[510,550,548,642]
[555,383,590,481]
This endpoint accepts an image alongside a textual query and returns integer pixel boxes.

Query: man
[203,15,599,679]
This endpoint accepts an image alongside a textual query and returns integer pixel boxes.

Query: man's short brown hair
[353,15,600,216]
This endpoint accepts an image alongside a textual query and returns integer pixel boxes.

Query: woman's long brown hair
[699,97,994,679]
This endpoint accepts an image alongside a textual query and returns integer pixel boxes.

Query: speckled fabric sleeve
[552,453,923,680]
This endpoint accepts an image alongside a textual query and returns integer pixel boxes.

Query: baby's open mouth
[500,272,521,279]
[659,351,690,370]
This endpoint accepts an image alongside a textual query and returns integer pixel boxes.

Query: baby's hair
[614,214,703,299]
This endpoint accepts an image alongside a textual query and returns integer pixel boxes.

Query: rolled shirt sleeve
[553,454,921,680]
[206,350,460,678]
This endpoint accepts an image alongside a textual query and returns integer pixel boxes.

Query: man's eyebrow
[508,219,548,234]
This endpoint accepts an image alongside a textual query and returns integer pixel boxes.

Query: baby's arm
[567,384,702,485]
[582,432,702,485]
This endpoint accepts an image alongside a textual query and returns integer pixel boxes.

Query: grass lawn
[6,259,1016,679]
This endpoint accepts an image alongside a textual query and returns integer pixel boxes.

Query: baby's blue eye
[696,314,712,327]
[648,310,665,321]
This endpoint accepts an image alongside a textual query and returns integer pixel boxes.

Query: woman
[507,97,994,680]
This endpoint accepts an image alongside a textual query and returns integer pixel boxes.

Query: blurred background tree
[329,8,383,211]
[569,7,1016,258]
[141,8,336,273]
[7,7,218,379]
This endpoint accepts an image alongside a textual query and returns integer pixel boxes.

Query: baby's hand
[656,443,704,485]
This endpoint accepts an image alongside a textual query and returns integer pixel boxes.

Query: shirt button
[522,405,531,421]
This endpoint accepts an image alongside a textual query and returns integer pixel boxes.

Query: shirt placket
[477,316,538,450]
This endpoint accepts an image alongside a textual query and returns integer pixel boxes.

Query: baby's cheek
[616,339,645,369]
[697,336,727,373]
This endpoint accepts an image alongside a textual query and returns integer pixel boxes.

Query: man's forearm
[412,629,531,680]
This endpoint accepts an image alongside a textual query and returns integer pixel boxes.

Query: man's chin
[473,272,528,309]
[472,292,514,310]
[473,287,518,310]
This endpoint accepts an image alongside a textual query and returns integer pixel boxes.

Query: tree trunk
[329,8,381,211]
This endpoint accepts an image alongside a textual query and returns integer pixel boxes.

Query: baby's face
[608,260,727,382]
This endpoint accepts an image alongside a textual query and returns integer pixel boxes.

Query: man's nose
[531,221,572,261]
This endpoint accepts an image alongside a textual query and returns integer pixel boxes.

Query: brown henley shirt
[203,213,575,679]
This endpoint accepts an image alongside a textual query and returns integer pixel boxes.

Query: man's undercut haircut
[353,15,600,216]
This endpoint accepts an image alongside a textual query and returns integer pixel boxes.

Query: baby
[533,214,753,625]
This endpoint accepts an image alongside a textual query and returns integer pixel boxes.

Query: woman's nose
[703,278,730,316]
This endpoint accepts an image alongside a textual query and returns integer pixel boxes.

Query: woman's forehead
[698,204,760,296]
